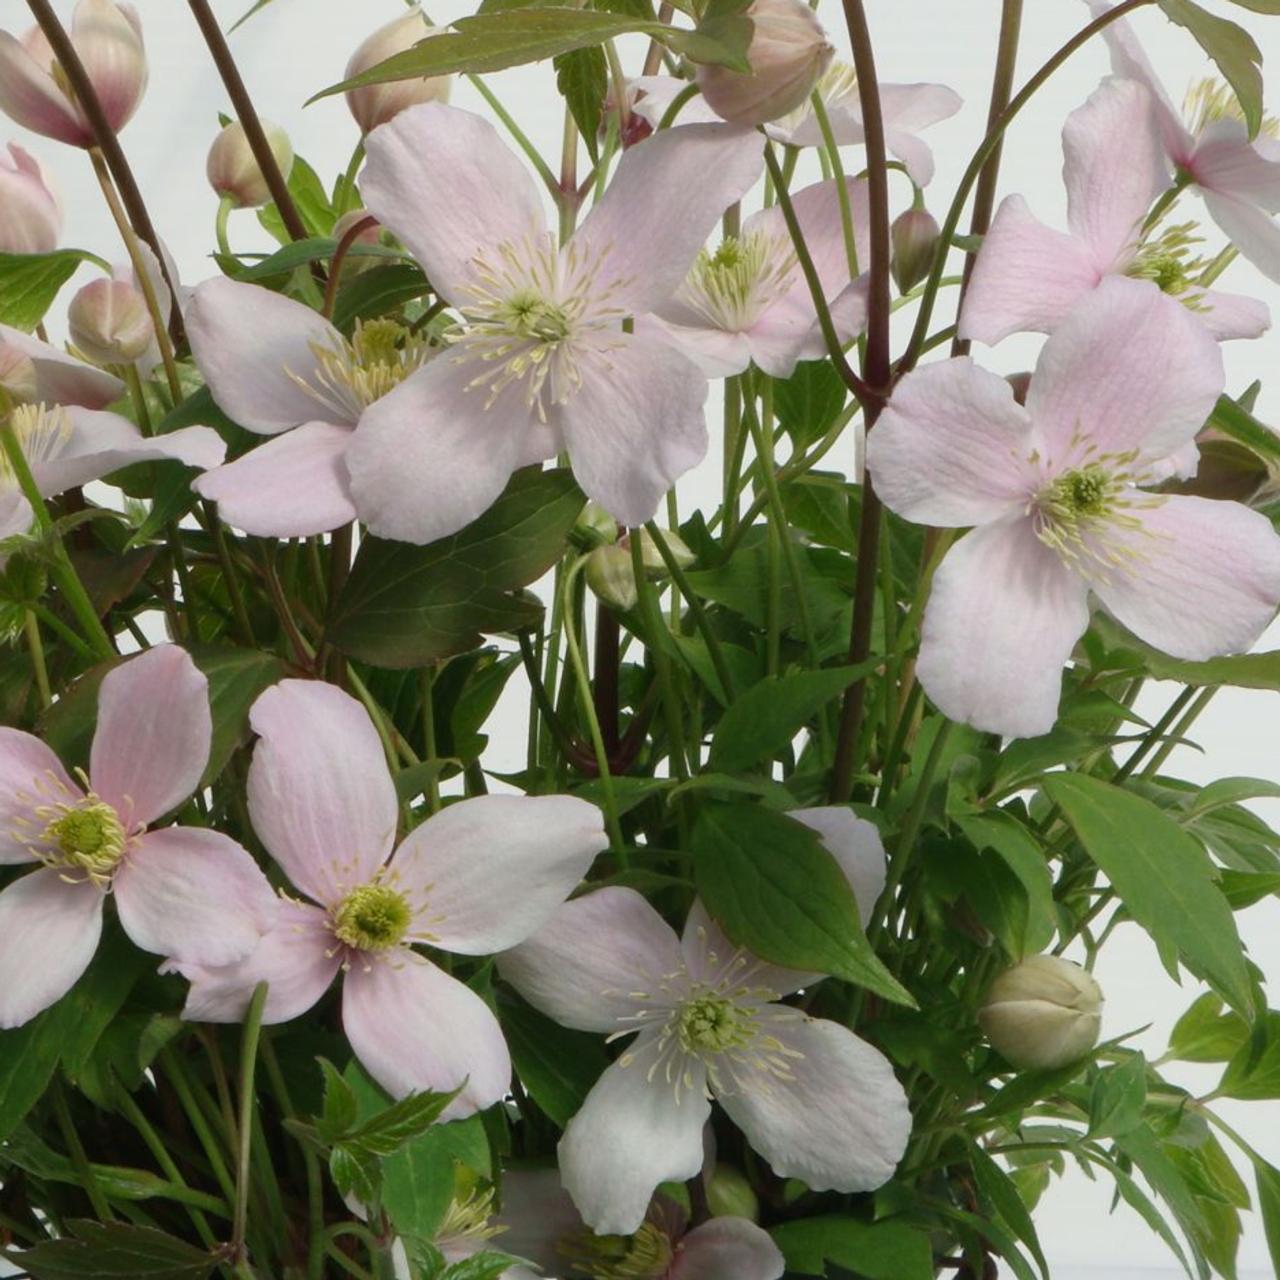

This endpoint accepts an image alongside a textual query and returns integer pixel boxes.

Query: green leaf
[692,803,916,1006]
[342,1085,461,1158]
[502,998,609,1126]
[0,1010,63,1144]
[1116,1125,1213,1279]
[232,235,402,282]
[769,1215,933,1278]
[1160,0,1264,137]
[0,250,96,331]
[1220,869,1280,909]
[1219,1009,1280,1099]
[3,1219,216,1279]
[1208,393,1280,465]
[1256,1159,1280,1274]
[1168,993,1250,1063]
[1088,1053,1149,1140]
[317,1057,360,1141]
[1043,773,1253,1014]
[332,263,430,331]
[383,1116,490,1242]
[555,45,607,162]
[256,155,334,241]
[707,661,879,773]
[771,360,848,447]
[1183,775,1280,819]
[328,467,584,668]
[969,1144,1049,1279]
[956,812,1056,956]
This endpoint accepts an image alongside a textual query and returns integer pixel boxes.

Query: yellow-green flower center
[0,404,73,489]
[332,883,412,952]
[295,318,430,420]
[1126,223,1206,304]
[557,1221,674,1280]
[1184,77,1279,138]
[676,990,756,1055]
[1033,459,1154,574]
[37,796,127,885]
[680,230,796,332]
[499,288,575,344]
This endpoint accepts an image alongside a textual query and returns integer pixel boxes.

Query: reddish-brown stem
[322,215,378,320]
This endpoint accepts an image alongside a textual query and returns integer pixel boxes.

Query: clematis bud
[891,208,940,294]
[0,143,61,253]
[979,955,1103,1071]
[585,543,638,612]
[68,277,152,365]
[705,1165,759,1221]
[575,499,619,547]
[344,8,451,135]
[695,0,834,127]
[0,345,38,407]
[633,526,696,575]
[206,120,293,209]
[0,1,147,148]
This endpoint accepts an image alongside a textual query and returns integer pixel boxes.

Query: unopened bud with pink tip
[891,208,940,294]
[344,8,451,135]
[68,277,152,365]
[0,0,147,148]
[206,119,293,209]
[696,0,833,127]
[0,143,61,253]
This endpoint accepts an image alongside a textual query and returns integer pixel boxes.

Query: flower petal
[1085,494,1280,660]
[0,325,123,408]
[681,898,812,1000]
[671,1217,786,1280]
[0,869,103,1028]
[884,125,936,188]
[629,75,722,130]
[492,1168,584,1275]
[559,1036,711,1235]
[1190,120,1280,211]
[958,194,1101,344]
[879,81,964,130]
[574,123,764,314]
[498,887,684,1033]
[0,32,86,145]
[715,1013,910,1193]
[0,728,79,863]
[388,794,605,954]
[557,332,708,527]
[175,900,339,1025]
[1203,190,1280,284]
[346,356,537,545]
[195,421,357,538]
[1182,286,1271,341]
[185,277,348,433]
[247,679,398,907]
[791,806,886,929]
[113,826,277,966]
[342,955,511,1114]
[866,356,1035,527]
[917,517,1091,739]
[1026,275,1223,466]
[90,645,211,827]
[71,0,147,135]
[637,315,753,379]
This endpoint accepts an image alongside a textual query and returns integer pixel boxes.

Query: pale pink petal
[1063,78,1169,264]
[498,887,684,1033]
[747,297,843,378]
[574,123,764,314]
[917,517,1092,739]
[0,869,103,1028]
[879,82,964,130]
[1026,275,1223,465]
[194,421,357,538]
[884,126,936,188]
[176,900,339,1025]
[1145,439,1200,484]
[958,194,1102,344]
[388,794,605,954]
[1181,286,1270,341]
[0,325,123,408]
[346,356,538,545]
[0,727,79,863]
[113,826,277,966]
[559,1035,711,1235]
[247,680,398,907]
[0,490,33,542]
[866,357,1036,526]
[493,1168,584,1276]
[681,898,813,1000]
[71,0,147,135]
[0,32,86,146]
[715,1014,910,1193]
[1203,190,1280,284]
[361,101,547,306]
[185,278,349,434]
[90,645,211,827]
[31,408,224,497]
[638,315,752,378]
[1190,120,1280,211]
[672,1218,785,1280]
[342,955,511,1114]
[791,806,886,929]
[630,75,722,130]
[557,332,707,527]
[1085,494,1280,660]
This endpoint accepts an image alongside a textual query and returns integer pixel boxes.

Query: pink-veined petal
[113,826,277,966]
[71,0,147,135]
[1203,190,1280,284]
[194,421,357,538]
[342,954,511,1114]
[715,1014,910,1193]
[0,325,123,408]
[1181,285,1270,341]
[574,123,764,314]
[346,355,539,545]
[791,806,886,929]
[916,517,1091,739]
[879,81,963,130]
[671,1217,786,1280]
[0,869,103,1028]
[361,101,547,306]
[0,32,86,145]
[556,331,708,527]
[637,314,753,379]
[1085,494,1280,661]
[0,728,79,863]
[90,645,210,827]
[388,794,605,955]
[959,194,1102,344]
[498,887,684,1033]
[867,356,1036,527]
[559,1036,711,1235]
[175,900,339,1025]
[1026,275,1223,466]
[1189,120,1280,211]
[186,277,349,433]
[247,679,397,907]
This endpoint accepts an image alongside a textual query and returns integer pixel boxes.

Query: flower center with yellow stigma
[0,404,73,489]
[1033,458,1156,576]
[676,990,755,1055]
[435,1186,505,1255]
[1184,77,1280,138]
[557,1222,674,1280]
[331,882,411,952]
[1127,222,1207,304]
[35,795,127,887]
[293,318,430,422]
[773,60,858,136]
[678,230,796,332]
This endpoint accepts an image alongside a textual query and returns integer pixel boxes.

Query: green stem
[810,92,859,277]
[215,193,234,258]
[23,610,50,708]
[631,531,689,782]
[467,74,560,199]
[159,1046,238,1209]
[52,1077,113,1222]
[231,983,269,1268]
[421,664,442,814]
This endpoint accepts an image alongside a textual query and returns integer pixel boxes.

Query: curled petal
[672,1217,786,1280]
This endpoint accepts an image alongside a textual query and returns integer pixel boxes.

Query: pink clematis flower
[640,176,870,379]
[0,142,61,254]
[498,809,905,1235]
[351,102,763,543]
[961,77,1269,345]
[1088,0,1280,281]
[173,679,607,1114]
[1,322,124,409]
[0,646,278,1028]
[867,277,1280,740]
[0,0,147,148]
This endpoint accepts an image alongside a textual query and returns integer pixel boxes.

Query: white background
[6,0,1280,1274]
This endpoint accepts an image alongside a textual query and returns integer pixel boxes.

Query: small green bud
[705,1164,759,1221]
